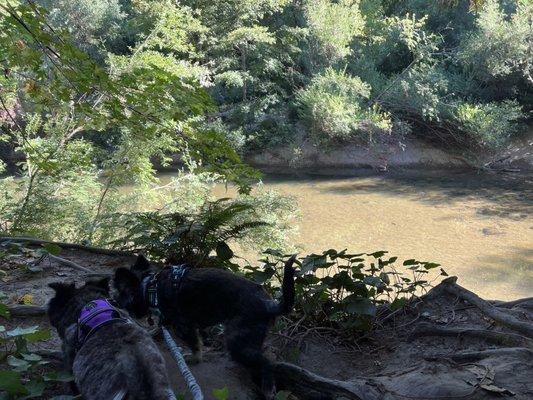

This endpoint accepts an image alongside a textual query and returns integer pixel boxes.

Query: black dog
[48,277,176,400]
[114,254,296,399]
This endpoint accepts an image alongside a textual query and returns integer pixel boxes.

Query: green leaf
[0,370,28,395]
[7,355,30,372]
[21,353,42,362]
[7,326,51,343]
[212,387,229,400]
[300,255,327,274]
[275,390,292,400]
[344,297,376,316]
[22,380,46,398]
[42,243,62,256]
[215,242,233,261]
[0,303,10,319]
[44,371,74,382]
[423,262,440,270]
[379,272,390,285]
[390,297,408,311]
[440,268,449,276]
[26,265,44,273]
[7,326,40,337]
[403,259,418,266]
[368,251,388,258]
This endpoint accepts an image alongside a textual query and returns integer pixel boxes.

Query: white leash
[162,326,204,400]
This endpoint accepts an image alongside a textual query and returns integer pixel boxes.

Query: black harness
[141,264,189,324]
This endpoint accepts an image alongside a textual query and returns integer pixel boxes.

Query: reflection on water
[165,169,533,300]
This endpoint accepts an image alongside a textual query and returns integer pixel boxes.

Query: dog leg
[226,320,275,400]
[172,321,203,364]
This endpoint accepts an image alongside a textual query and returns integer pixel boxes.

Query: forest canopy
[0,0,532,247]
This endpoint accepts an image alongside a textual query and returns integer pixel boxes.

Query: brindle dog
[48,277,175,400]
[113,255,296,399]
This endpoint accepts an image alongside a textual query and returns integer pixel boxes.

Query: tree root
[491,297,533,309]
[440,277,533,339]
[272,361,383,400]
[412,322,533,348]
[48,254,93,274]
[0,236,132,256]
[7,305,47,317]
[428,347,533,363]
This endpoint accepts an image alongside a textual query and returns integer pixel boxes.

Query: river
[161,169,532,300]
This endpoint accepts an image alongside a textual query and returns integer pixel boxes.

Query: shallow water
[216,169,532,300]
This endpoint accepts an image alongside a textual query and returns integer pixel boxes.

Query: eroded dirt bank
[247,132,533,171]
[2,243,533,399]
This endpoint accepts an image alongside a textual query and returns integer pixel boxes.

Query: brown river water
[160,169,532,300]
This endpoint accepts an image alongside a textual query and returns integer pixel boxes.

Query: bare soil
[2,244,532,399]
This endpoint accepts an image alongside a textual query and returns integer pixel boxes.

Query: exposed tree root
[440,277,533,338]
[0,236,132,256]
[273,361,383,400]
[48,254,93,274]
[428,347,533,363]
[413,322,533,348]
[7,304,47,317]
[491,297,533,309]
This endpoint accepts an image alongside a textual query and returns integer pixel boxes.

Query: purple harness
[77,299,127,348]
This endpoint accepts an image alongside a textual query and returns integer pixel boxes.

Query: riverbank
[246,130,533,171]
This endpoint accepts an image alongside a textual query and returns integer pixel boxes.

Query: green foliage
[303,0,365,70]
[37,0,126,59]
[0,309,70,399]
[297,68,391,145]
[452,100,524,148]
[247,249,446,332]
[212,387,229,400]
[108,188,297,265]
[457,0,532,83]
[0,0,532,254]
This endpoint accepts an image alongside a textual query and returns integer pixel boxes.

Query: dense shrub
[297,69,391,145]
[452,100,524,148]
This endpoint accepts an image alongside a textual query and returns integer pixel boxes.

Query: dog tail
[266,255,296,315]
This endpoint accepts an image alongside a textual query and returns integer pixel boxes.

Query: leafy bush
[457,0,532,84]
[452,100,524,148]
[303,0,365,70]
[297,69,391,145]
[0,298,71,399]
[246,249,447,333]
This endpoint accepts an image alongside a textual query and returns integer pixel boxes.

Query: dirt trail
[2,245,532,399]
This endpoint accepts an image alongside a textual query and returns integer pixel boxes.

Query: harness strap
[142,264,190,317]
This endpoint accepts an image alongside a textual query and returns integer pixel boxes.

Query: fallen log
[0,236,132,257]
[273,361,383,400]
[412,322,533,348]
[440,277,533,339]
[7,305,47,317]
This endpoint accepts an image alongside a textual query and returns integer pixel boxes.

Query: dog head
[48,277,110,337]
[113,255,152,318]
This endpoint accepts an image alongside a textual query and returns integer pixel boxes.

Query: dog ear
[114,267,139,292]
[131,254,150,272]
[48,282,76,299]
[84,277,111,292]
